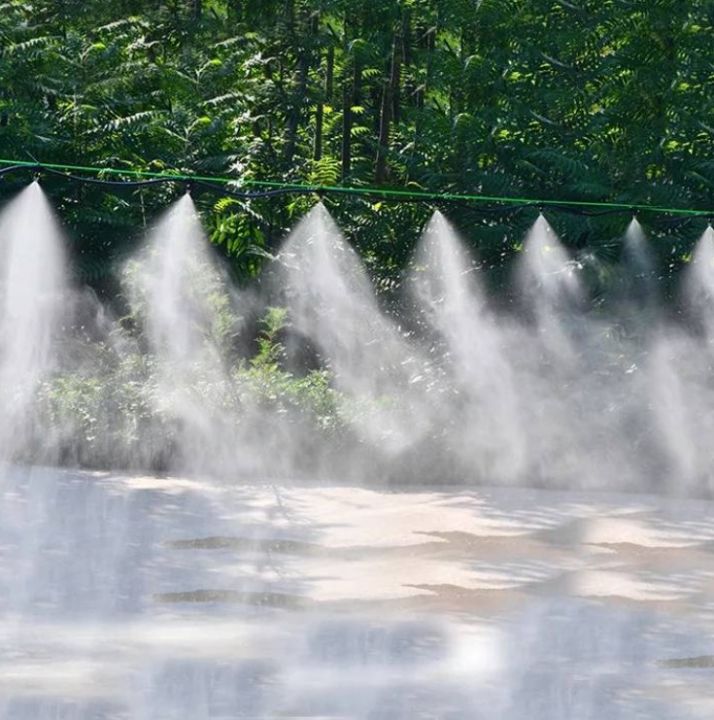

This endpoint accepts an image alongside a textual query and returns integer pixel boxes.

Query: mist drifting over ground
[4,185,714,720]
[1,185,714,495]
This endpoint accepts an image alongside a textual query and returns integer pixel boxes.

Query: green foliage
[252,306,289,368]
[1,0,712,293]
[37,343,158,468]
[37,307,344,468]
[240,305,342,432]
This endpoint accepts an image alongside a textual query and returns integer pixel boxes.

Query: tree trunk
[375,33,400,183]
[416,21,437,110]
[393,9,409,122]
[342,18,361,182]
[402,8,412,67]
[284,55,308,165]
[284,7,311,165]
[412,17,438,167]
[284,0,294,33]
[314,46,334,161]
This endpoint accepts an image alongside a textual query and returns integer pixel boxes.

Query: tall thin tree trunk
[411,17,438,168]
[375,32,400,183]
[416,21,437,110]
[284,8,312,165]
[314,46,334,161]
[342,80,353,180]
[284,55,308,164]
[284,0,294,32]
[393,10,407,123]
[342,17,361,182]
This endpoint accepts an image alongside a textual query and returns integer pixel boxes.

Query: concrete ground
[1,465,713,718]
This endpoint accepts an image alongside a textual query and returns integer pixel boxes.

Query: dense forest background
[1,0,713,293]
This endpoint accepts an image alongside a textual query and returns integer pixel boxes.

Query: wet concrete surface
[1,466,713,718]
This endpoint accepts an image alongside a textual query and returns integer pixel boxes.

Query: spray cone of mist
[279,203,433,458]
[5,184,714,720]
[123,194,240,475]
[3,184,714,493]
[411,211,525,481]
[0,183,68,460]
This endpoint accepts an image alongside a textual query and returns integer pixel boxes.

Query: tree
[0,0,712,296]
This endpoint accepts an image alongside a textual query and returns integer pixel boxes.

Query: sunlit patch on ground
[1,467,714,718]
